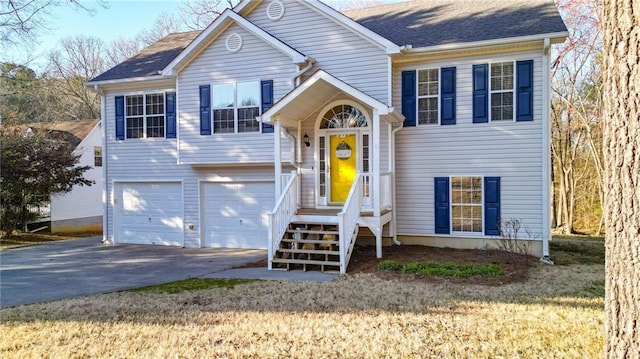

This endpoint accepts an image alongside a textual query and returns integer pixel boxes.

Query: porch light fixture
[303,132,310,147]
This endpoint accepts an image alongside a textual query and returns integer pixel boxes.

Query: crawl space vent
[266,0,285,21]
[225,33,243,53]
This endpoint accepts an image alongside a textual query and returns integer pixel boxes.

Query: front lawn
[0,236,604,358]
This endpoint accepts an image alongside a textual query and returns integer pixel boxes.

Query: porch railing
[380,172,392,210]
[359,172,392,212]
[268,171,299,269]
[338,173,362,274]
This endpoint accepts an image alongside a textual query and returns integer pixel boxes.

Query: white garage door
[202,182,274,249]
[115,182,183,246]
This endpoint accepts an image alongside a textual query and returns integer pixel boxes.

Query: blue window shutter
[434,177,450,234]
[440,67,456,125]
[401,70,416,127]
[472,64,488,123]
[199,85,211,135]
[165,92,176,138]
[115,96,125,140]
[261,80,274,133]
[516,60,534,121]
[484,177,501,235]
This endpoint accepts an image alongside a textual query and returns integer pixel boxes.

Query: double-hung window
[417,68,439,125]
[451,177,483,233]
[490,62,514,121]
[125,93,165,138]
[211,81,260,133]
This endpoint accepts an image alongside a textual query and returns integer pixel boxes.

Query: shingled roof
[90,0,567,82]
[27,120,99,147]
[90,31,201,82]
[343,0,567,48]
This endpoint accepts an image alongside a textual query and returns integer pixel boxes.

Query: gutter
[291,57,315,87]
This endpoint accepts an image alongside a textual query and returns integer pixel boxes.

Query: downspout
[390,121,404,245]
[291,57,315,87]
[94,85,108,245]
[541,38,554,265]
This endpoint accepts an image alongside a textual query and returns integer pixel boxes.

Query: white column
[274,119,282,200]
[373,109,382,258]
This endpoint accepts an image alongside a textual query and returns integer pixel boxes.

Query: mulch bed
[238,244,536,285]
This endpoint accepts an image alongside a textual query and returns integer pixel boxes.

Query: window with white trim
[125,93,165,138]
[212,81,260,133]
[451,177,483,233]
[490,62,514,121]
[417,68,439,125]
[94,146,102,167]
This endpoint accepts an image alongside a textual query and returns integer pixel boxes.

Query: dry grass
[0,232,101,249]
[1,259,603,358]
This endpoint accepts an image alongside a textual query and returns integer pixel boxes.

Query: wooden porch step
[286,228,339,235]
[278,248,340,255]
[281,238,339,245]
[272,258,340,266]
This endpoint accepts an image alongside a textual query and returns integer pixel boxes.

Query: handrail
[267,171,299,270]
[337,173,362,274]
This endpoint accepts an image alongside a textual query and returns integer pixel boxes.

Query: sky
[4,0,400,72]
[5,0,184,71]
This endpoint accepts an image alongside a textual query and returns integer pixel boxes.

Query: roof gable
[162,9,307,76]
[344,0,568,49]
[23,120,99,148]
[235,0,401,54]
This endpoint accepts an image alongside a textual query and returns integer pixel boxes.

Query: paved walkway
[0,237,335,308]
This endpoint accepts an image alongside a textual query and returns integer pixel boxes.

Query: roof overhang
[234,0,401,55]
[162,9,307,76]
[394,32,569,63]
[260,70,399,125]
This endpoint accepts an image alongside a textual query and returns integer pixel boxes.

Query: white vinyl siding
[50,124,103,222]
[177,23,295,165]
[246,0,390,104]
[102,84,278,248]
[393,50,545,237]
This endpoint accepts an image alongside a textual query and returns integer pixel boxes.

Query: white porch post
[274,119,282,200]
[373,109,382,258]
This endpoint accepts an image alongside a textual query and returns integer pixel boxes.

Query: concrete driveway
[0,237,267,308]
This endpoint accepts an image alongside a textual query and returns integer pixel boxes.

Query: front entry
[329,134,357,203]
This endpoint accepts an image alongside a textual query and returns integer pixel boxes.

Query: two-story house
[87,0,567,273]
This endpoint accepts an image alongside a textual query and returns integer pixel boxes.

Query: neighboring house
[87,0,567,273]
[28,120,103,233]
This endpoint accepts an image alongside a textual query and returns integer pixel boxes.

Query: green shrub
[377,260,403,271]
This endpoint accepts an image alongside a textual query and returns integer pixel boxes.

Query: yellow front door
[330,134,357,203]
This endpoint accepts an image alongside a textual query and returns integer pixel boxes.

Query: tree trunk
[603,0,640,357]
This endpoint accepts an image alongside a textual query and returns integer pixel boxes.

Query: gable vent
[225,33,243,53]
[266,0,285,21]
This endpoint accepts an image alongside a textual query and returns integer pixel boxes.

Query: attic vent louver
[225,33,243,53]
[266,0,285,21]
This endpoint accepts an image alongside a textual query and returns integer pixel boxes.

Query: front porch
[261,71,404,274]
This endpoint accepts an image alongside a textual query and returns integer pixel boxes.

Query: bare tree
[602,0,640,356]
[180,0,237,30]
[551,0,603,234]
[0,0,104,46]
[47,35,106,120]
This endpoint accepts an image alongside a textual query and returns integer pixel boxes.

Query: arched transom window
[319,104,367,129]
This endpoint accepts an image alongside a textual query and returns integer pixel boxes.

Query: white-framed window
[490,62,514,121]
[212,81,260,133]
[94,146,102,167]
[125,93,165,138]
[417,68,439,125]
[451,176,483,233]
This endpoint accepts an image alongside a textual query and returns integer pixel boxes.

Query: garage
[114,182,184,246]
[202,182,274,249]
